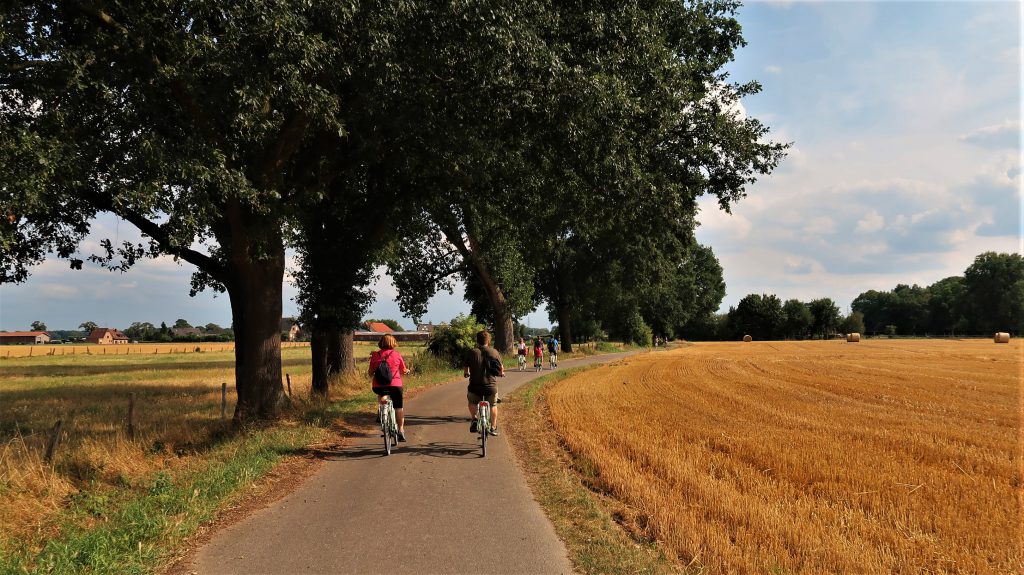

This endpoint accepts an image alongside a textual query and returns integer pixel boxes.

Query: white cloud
[803,216,836,235]
[855,210,885,234]
[766,65,783,74]
[958,120,1021,149]
[37,284,79,299]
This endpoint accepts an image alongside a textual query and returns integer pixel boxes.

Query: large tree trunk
[227,254,285,423]
[327,328,357,374]
[557,303,574,353]
[310,327,329,396]
[492,303,515,355]
[459,228,514,354]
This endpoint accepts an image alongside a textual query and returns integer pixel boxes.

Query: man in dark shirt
[463,330,504,435]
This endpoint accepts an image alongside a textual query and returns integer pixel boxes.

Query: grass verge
[0,346,457,575]
[503,364,682,575]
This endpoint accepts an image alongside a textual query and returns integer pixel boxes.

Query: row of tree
[852,252,1023,336]
[2,2,783,421]
[675,251,1021,341]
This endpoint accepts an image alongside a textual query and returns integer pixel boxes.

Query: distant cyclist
[463,330,504,436]
[368,334,410,441]
[516,337,527,371]
[532,337,543,370]
[547,336,559,368]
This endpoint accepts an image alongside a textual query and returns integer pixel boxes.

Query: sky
[1,0,1020,331]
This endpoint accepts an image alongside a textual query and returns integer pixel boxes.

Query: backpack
[547,340,557,353]
[483,350,503,377]
[374,351,394,386]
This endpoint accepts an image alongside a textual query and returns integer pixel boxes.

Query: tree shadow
[314,440,483,460]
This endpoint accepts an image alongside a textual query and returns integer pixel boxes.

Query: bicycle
[517,353,526,371]
[549,351,557,369]
[534,354,542,372]
[475,397,502,457]
[378,394,399,456]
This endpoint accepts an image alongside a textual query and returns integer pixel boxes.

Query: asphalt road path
[190,352,627,575]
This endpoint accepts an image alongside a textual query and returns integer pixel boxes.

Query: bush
[426,314,486,367]
[621,311,653,347]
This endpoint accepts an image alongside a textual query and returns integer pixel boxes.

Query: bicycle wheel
[382,403,393,456]
[479,405,488,457]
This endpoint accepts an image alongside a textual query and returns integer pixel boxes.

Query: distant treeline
[680,251,1022,341]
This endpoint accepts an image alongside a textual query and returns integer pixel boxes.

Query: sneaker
[397,430,407,442]
[470,418,478,433]
[488,427,499,436]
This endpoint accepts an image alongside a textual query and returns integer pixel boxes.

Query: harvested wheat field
[547,339,1021,574]
[0,341,310,358]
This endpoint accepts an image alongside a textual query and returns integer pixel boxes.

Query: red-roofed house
[0,331,51,345]
[363,322,394,333]
[86,328,129,345]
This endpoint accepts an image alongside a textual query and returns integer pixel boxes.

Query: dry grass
[546,339,1022,574]
[0,341,310,358]
[0,341,396,552]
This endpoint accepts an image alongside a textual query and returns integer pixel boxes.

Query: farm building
[86,328,129,345]
[0,331,51,345]
[416,323,440,333]
[171,327,204,338]
[281,317,302,341]
[353,330,430,343]
[363,321,394,333]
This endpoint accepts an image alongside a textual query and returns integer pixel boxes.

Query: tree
[390,1,784,353]
[852,290,895,335]
[124,322,157,341]
[839,311,865,335]
[926,277,967,335]
[79,321,98,333]
[3,3,368,421]
[728,294,785,340]
[204,323,222,332]
[890,284,929,335]
[808,298,841,339]
[30,320,46,331]
[962,252,1024,334]
[781,299,812,339]
[173,319,192,329]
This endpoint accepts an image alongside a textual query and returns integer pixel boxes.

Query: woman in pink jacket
[368,334,410,441]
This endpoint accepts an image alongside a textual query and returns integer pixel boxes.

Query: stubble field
[546,339,1021,574]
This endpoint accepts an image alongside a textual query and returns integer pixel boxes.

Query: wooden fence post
[286,374,292,397]
[127,393,136,440]
[44,419,63,463]
[221,382,227,420]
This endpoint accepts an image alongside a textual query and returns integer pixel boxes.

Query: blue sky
[1,1,1020,330]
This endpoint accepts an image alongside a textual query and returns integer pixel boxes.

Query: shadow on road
[317,440,484,460]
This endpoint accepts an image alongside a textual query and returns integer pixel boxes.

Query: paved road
[190,352,626,575]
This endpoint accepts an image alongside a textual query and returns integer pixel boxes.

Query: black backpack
[374,351,394,386]
[483,349,503,376]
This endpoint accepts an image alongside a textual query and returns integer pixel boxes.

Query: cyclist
[547,335,559,368]
[463,330,504,436]
[516,337,527,371]
[532,337,543,370]
[368,334,410,441]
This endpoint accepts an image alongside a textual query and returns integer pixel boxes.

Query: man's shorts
[468,390,497,406]
[373,386,404,409]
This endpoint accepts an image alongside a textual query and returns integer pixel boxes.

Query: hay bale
[742,335,752,342]
[846,333,861,342]
[994,332,1010,343]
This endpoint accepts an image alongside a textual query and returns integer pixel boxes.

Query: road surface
[190,352,625,574]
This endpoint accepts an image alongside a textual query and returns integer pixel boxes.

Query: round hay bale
[994,332,1010,343]
[846,333,861,342]
[742,335,752,342]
